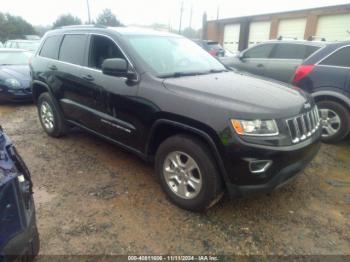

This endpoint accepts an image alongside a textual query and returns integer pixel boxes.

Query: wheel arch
[146,119,231,186]
[31,80,51,103]
[312,91,350,112]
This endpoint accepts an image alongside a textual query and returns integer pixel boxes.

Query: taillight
[293,65,315,83]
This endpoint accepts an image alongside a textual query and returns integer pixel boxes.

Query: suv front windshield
[126,35,226,77]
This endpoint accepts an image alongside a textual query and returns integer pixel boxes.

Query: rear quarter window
[40,35,62,59]
[244,44,274,59]
[320,46,350,68]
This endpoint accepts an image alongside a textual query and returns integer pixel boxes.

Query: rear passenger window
[305,46,320,58]
[59,35,87,65]
[320,46,350,68]
[40,35,62,59]
[272,44,308,59]
[244,44,274,59]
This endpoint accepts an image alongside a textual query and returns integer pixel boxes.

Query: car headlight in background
[231,119,279,136]
[5,78,21,89]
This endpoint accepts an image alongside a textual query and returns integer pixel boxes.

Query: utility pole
[189,4,193,29]
[86,0,91,24]
[216,5,220,20]
[179,1,184,34]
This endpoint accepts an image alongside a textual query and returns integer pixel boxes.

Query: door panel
[74,34,141,149]
[264,59,302,83]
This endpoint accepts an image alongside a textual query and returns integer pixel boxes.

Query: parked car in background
[193,39,226,57]
[4,40,40,53]
[31,26,321,211]
[220,40,326,83]
[0,49,33,103]
[0,126,40,260]
[292,41,350,143]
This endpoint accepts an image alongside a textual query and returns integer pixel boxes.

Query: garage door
[277,18,306,40]
[248,21,271,47]
[223,24,240,53]
[316,14,350,41]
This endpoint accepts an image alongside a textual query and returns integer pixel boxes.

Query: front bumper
[223,138,321,198]
[0,88,32,102]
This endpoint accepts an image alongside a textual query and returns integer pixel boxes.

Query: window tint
[40,35,62,59]
[272,44,309,59]
[59,35,87,65]
[88,35,124,69]
[305,45,320,58]
[244,44,274,59]
[320,46,350,68]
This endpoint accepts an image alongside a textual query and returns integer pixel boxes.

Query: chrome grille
[286,106,321,143]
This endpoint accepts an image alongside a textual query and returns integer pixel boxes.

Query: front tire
[155,135,223,212]
[317,100,350,143]
[37,93,67,137]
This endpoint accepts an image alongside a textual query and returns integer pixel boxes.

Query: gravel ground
[1,104,349,255]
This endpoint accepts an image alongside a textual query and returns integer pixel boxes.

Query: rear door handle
[257,64,264,68]
[82,74,95,81]
[49,65,57,71]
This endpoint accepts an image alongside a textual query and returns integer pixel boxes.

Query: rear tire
[155,135,223,212]
[317,100,350,143]
[37,93,67,137]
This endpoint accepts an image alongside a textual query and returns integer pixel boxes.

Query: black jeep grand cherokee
[30,26,321,211]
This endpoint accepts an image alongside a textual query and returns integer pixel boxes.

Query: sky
[1,0,349,30]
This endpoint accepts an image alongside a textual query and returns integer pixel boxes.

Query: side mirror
[237,52,244,60]
[102,58,136,79]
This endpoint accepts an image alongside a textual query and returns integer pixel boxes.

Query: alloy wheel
[163,151,202,199]
[40,101,55,131]
[320,108,341,138]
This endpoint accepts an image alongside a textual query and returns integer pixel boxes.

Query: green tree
[0,12,37,42]
[96,9,122,27]
[182,27,201,39]
[52,14,82,29]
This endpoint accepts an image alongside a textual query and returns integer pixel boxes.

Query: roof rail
[59,24,107,29]
[277,36,298,41]
[307,36,326,41]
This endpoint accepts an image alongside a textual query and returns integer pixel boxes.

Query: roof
[264,39,327,47]
[51,25,179,37]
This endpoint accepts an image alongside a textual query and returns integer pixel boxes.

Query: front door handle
[83,74,95,81]
[49,65,57,71]
[257,64,264,68]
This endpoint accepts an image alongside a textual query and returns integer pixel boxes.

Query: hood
[162,71,312,118]
[0,65,31,87]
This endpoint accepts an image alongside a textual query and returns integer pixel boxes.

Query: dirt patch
[1,104,349,255]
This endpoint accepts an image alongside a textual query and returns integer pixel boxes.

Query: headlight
[231,119,279,136]
[5,78,21,89]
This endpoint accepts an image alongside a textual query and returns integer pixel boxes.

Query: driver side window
[88,35,125,69]
[244,44,274,59]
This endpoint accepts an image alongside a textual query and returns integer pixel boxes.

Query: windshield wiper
[159,71,208,78]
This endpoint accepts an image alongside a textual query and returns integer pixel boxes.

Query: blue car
[0,126,39,260]
[0,49,33,103]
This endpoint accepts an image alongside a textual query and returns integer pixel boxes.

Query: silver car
[220,40,326,83]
